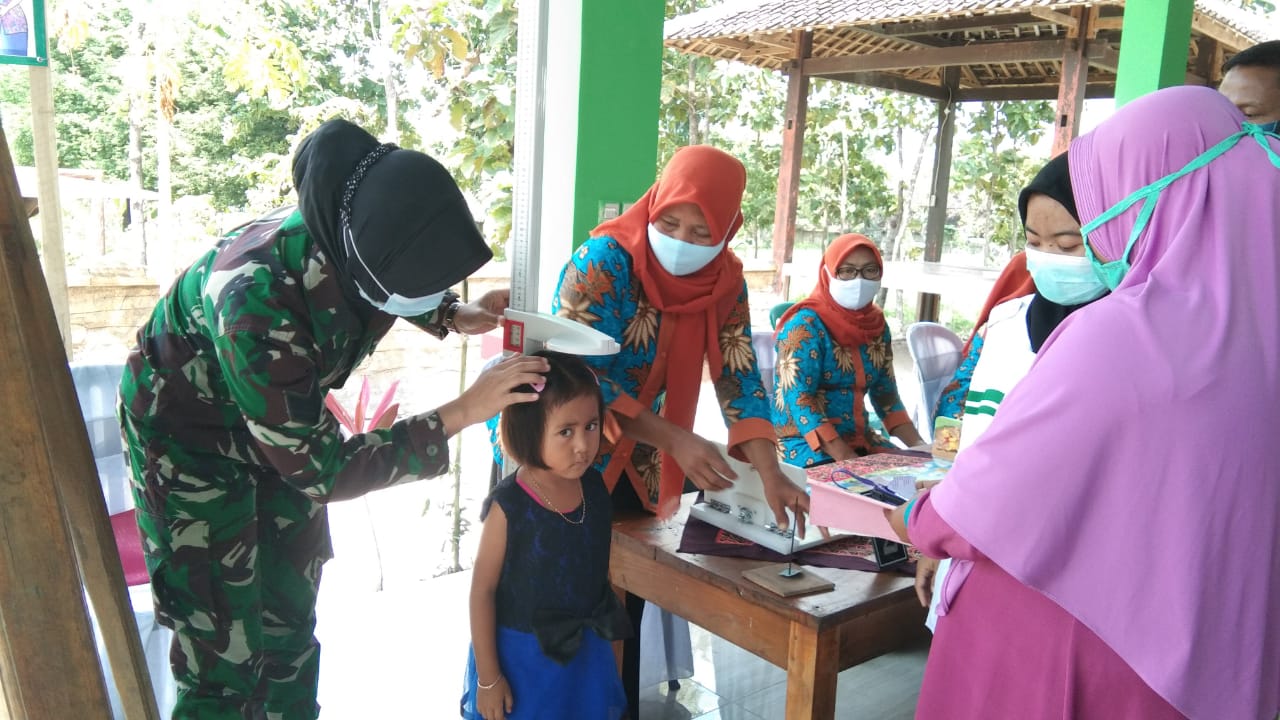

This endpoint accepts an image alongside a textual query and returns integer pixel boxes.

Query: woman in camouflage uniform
[118,119,546,720]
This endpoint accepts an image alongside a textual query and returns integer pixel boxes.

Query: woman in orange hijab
[547,146,798,525]
[551,145,806,526]
[551,146,809,716]
[772,234,924,466]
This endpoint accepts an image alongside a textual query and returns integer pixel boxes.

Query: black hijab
[1017,151,1099,352]
[292,119,491,307]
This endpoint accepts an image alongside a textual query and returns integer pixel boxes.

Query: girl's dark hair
[499,351,605,470]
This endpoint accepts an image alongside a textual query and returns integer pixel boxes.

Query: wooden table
[610,494,928,720]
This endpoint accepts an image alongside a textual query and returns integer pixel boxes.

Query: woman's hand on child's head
[455,354,549,426]
[476,675,513,720]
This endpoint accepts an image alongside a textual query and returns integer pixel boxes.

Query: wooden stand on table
[0,127,159,719]
[742,564,835,598]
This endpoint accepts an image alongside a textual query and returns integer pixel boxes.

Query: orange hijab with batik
[590,145,746,516]
[776,234,887,349]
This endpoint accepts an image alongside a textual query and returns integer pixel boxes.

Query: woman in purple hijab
[889,86,1280,719]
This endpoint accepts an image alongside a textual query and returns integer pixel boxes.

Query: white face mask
[1024,247,1108,306]
[362,287,449,317]
[827,270,880,310]
[646,223,725,276]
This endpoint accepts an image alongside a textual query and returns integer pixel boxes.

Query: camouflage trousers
[120,412,331,720]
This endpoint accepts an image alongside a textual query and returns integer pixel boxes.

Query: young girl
[461,351,630,720]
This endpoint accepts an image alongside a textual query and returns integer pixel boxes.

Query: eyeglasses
[834,264,882,281]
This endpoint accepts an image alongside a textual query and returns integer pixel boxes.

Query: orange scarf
[591,146,746,516]
[775,234,887,349]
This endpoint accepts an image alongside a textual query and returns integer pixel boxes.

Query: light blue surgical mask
[345,222,450,316]
[377,289,449,317]
[1082,122,1280,290]
[826,270,880,310]
[1024,247,1108,306]
[647,223,725,276]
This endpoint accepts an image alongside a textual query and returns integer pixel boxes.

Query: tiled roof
[666,0,1274,44]
[663,0,1274,98]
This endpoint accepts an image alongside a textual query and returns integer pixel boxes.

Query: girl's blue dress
[460,470,627,719]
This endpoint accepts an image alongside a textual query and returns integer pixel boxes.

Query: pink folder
[808,481,909,545]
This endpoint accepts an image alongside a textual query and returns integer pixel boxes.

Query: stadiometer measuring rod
[508,0,550,313]
[501,0,549,480]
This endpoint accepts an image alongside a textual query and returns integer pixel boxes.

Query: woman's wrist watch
[441,298,462,334]
[425,291,461,340]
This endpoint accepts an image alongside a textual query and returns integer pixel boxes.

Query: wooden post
[771,30,812,295]
[28,65,71,358]
[1194,36,1223,86]
[1051,7,1096,157]
[918,68,959,323]
[0,127,159,719]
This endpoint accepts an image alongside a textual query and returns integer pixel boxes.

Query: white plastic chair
[69,362,175,720]
[750,328,777,399]
[905,323,964,442]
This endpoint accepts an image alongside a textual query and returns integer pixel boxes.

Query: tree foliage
[951,100,1055,263]
[5,0,1245,271]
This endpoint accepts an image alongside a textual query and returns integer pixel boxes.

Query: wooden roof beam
[1189,15,1254,55]
[958,82,1116,101]
[865,12,1050,37]
[846,25,949,50]
[1086,13,1252,52]
[824,71,953,101]
[804,38,1120,76]
[1087,42,1122,72]
[804,39,1070,75]
[1027,7,1080,33]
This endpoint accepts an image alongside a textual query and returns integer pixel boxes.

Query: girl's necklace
[524,473,586,525]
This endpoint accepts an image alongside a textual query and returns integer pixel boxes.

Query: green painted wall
[571,0,666,248]
[1114,0,1195,106]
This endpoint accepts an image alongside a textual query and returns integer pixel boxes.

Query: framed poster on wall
[0,0,45,67]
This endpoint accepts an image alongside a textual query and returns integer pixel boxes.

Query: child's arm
[470,504,514,718]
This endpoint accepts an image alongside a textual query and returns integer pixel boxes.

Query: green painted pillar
[1114,0,1195,106]
[525,0,664,311]
[572,0,665,248]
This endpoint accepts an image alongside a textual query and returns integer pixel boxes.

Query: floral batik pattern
[551,236,770,504]
[771,308,909,467]
[935,333,984,422]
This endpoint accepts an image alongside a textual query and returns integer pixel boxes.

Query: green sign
[0,0,47,67]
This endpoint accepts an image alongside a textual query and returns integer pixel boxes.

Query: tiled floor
[637,624,928,720]
[310,334,930,717]
[314,570,929,718]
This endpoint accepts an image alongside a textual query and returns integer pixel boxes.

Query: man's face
[1219,64,1280,124]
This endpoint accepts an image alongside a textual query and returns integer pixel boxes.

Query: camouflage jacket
[120,208,452,502]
